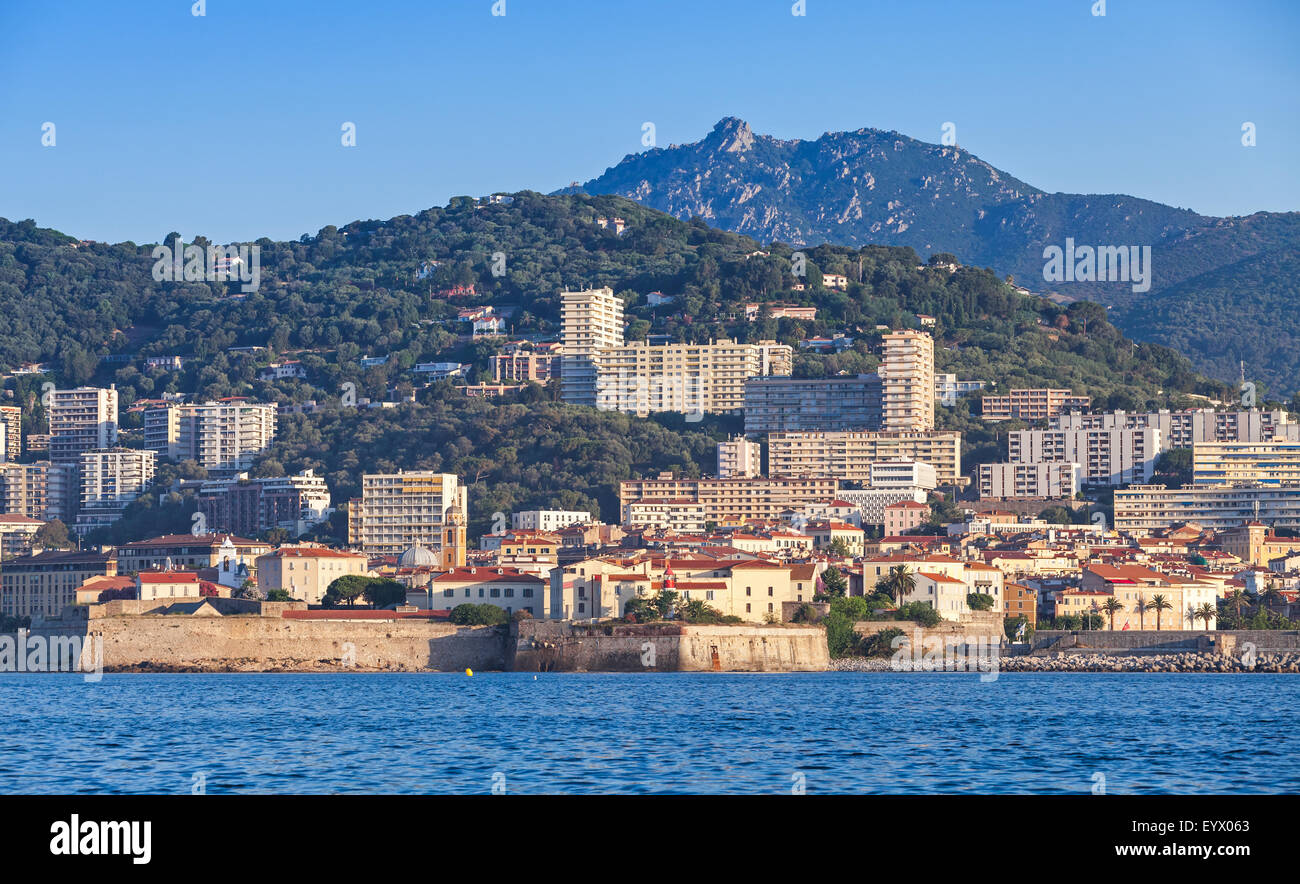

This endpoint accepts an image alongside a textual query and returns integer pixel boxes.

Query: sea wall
[510,621,829,672]
[31,614,507,672]
[1030,629,1300,655]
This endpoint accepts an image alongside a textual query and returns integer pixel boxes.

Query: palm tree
[1149,594,1173,631]
[1133,596,1148,630]
[1224,588,1247,620]
[1101,597,1123,630]
[878,565,916,608]
[1255,586,1282,611]
[1193,602,1216,630]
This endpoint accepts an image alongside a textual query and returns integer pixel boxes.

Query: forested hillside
[0,192,1257,544]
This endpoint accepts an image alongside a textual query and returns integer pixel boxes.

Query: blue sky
[1,0,1296,244]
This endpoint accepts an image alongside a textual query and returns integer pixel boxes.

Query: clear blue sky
[1,0,1296,244]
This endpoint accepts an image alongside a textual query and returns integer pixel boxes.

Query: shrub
[824,612,861,658]
[896,602,941,627]
[829,595,870,621]
[449,603,509,626]
[512,609,533,622]
[861,626,906,658]
[790,603,821,624]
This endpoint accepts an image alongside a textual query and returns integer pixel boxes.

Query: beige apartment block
[0,549,117,617]
[0,461,74,522]
[0,405,20,462]
[1051,409,1298,451]
[594,339,792,416]
[767,431,964,487]
[1113,484,1300,534]
[1192,440,1300,487]
[880,330,935,432]
[619,474,840,526]
[348,471,468,565]
[982,388,1091,421]
[717,436,762,479]
[74,448,156,535]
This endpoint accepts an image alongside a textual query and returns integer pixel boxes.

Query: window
[578,602,586,613]
[464,589,471,597]
[505,587,514,598]
[490,588,500,598]
[746,603,751,613]
[746,587,751,596]
[478,588,485,598]
[768,603,773,613]
[443,589,454,598]
[768,587,774,596]
[523,588,533,597]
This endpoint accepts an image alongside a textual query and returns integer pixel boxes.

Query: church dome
[399,544,437,568]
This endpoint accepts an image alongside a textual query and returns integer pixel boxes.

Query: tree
[966,593,995,612]
[1193,602,1216,630]
[1149,594,1173,631]
[233,579,264,601]
[322,575,368,608]
[1134,597,1149,630]
[826,537,853,558]
[1101,597,1124,630]
[1224,588,1247,620]
[818,566,848,598]
[362,578,407,608]
[33,520,72,550]
[652,589,679,620]
[448,603,508,626]
[265,588,294,602]
[877,565,915,608]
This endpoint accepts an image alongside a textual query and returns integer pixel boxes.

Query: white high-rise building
[561,287,624,407]
[143,400,276,473]
[717,437,762,479]
[1009,427,1161,487]
[49,387,118,464]
[75,448,155,534]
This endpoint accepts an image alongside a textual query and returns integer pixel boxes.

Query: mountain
[563,118,1300,394]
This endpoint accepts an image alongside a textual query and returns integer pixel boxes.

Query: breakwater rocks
[828,652,1300,673]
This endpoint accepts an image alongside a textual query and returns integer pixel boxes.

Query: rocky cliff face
[563,117,1300,392]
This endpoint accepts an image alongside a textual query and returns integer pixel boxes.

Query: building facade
[0,549,117,617]
[743,374,884,434]
[717,437,762,479]
[560,287,624,407]
[880,330,935,432]
[1008,427,1160,486]
[767,431,964,487]
[348,471,468,564]
[142,400,277,472]
[979,462,1083,500]
[196,470,332,537]
[49,387,118,464]
[982,389,1091,421]
[74,448,156,535]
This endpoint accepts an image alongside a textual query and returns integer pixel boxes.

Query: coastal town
[2,283,1298,672]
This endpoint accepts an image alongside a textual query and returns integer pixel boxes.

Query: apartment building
[744,302,817,321]
[834,487,931,527]
[594,339,792,416]
[254,545,369,605]
[884,500,930,535]
[934,374,987,407]
[0,461,74,522]
[348,471,468,564]
[624,499,707,532]
[1008,427,1160,486]
[115,533,271,574]
[1051,408,1298,452]
[979,462,1083,500]
[767,431,964,487]
[196,469,332,537]
[142,400,276,472]
[510,510,592,532]
[493,345,562,383]
[0,405,20,462]
[0,549,117,617]
[49,386,118,463]
[74,448,156,535]
[1114,484,1300,534]
[1003,583,1038,628]
[619,474,839,526]
[868,460,938,490]
[880,330,935,432]
[561,287,624,407]
[743,374,884,434]
[982,388,1091,422]
[717,437,762,479]
[0,514,44,561]
[1191,440,1300,487]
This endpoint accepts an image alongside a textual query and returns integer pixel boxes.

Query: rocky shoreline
[829,651,1300,673]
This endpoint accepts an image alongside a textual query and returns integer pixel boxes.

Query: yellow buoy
[465,668,474,677]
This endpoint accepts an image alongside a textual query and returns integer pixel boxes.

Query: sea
[1,672,1295,794]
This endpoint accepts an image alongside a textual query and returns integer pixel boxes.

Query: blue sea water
[0,672,1295,795]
